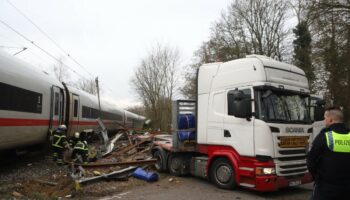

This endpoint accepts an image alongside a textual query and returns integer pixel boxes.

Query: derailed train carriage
[0,50,145,151]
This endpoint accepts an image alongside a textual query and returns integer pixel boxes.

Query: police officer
[72,132,89,164]
[52,124,69,165]
[307,106,350,200]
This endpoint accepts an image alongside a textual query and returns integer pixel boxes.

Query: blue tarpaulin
[132,168,159,182]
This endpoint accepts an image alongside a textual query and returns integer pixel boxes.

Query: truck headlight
[255,167,276,175]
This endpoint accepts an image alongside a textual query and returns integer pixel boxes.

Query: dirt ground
[0,149,315,200]
[0,140,157,200]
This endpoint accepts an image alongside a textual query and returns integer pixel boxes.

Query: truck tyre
[168,153,183,176]
[210,158,236,189]
[154,150,167,172]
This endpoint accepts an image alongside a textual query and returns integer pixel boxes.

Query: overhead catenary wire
[5,1,119,94]
[0,18,118,99]
[6,0,94,79]
[0,45,26,49]
[1,5,119,97]
[1,27,56,66]
[0,18,88,80]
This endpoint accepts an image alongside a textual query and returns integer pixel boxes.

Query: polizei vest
[326,131,350,153]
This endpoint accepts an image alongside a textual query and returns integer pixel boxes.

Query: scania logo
[285,127,304,133]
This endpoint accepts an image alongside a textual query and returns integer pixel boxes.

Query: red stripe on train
[70,121,97,125]
[0,118,122,126]
[0,118,50,126]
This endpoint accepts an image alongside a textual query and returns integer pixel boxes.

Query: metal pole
[13,47,27,56]
[95,77,102,117]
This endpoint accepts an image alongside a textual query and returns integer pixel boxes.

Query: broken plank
[34,179,58,186]
[76,158,156,168]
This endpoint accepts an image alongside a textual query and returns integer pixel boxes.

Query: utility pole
[95,77,102,117]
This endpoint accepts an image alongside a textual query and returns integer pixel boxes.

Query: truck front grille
[274,134,311,176]
[279,149,306,155]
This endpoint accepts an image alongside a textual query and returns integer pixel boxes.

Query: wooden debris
[12,191,23,197]
[34,179,58,186]
[93,171,101,176]
[76,158,156,168]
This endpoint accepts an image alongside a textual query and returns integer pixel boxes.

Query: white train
[0,50,145,151]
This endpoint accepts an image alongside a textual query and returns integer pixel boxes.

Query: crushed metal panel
[75,166,137,190]
[102,133,124,156]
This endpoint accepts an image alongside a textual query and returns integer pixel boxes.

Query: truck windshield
[256,90,311,124]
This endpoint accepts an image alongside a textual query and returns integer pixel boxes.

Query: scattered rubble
[0,125,162,199]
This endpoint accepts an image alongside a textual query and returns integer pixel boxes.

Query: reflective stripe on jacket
[326,131,350,153]
[52,131,67,148]
[74,141,88,154]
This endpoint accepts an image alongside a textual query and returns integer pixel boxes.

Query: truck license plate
[279,136,308,148]
[289,180,301,186]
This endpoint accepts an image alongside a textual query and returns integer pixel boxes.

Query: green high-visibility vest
[74,141,88,152]
[325,131,350,153]
[52,133,67,148]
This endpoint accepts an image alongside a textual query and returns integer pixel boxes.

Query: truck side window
[227,89,251,116]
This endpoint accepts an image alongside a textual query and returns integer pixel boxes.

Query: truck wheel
[168,154,183,176]
[154,150,166,172]
[210,158,236,189]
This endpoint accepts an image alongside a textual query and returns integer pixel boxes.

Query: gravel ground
[0,149,155,200]
[0,149,313,200]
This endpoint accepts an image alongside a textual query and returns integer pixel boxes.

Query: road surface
[98,174,313,200]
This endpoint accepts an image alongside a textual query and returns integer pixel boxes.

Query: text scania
[285,127,305,133]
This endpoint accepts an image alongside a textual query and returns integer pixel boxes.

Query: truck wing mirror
[262,90,272,99]
[228,89,245,101]
[316,99,325,106]
[311,97,325,122]
[228,90,252,119]
[314,105,325,121]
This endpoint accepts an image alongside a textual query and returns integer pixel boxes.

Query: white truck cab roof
[198,55,309,94]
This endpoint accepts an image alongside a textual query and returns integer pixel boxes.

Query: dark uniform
[52,129,68,165]
[72,140,89,164]
[307,123,350,200]
[67,137,77,150]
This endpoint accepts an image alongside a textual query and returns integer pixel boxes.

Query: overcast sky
[0,0,232,108]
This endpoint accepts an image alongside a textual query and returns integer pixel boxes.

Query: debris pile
[6,123,160,199]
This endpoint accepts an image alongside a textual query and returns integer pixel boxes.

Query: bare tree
[232,0,290,60]
[53,57,70,83]
[74,78,98,95]
[131,43,180,131]
[127,105,146,116]
[181,0,291,98]
[307,0,350,125]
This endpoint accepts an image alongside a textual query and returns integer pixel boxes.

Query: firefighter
[72,132,89,164]
[52,124,69,165]
[68,132,79,149]
[307,106,350,200]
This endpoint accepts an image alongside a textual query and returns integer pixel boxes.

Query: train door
[50,86,64,130]
[70,94,80,134]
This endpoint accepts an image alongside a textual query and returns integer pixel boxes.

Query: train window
[81,105,123,120]
[54,92,59,115]
[74,99,78,117]
[0,82,42,113]
[82,106,89,118]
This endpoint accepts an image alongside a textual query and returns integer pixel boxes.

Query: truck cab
[153,55,315,191]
